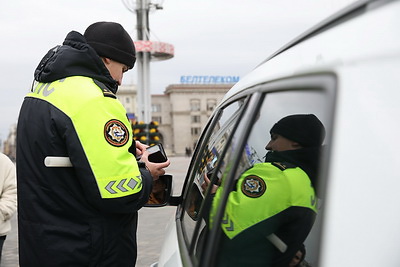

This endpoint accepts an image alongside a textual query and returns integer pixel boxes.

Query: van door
[196,74,336,267]
[175,96,250,266]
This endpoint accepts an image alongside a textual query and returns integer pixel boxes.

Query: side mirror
[145,174,173,207]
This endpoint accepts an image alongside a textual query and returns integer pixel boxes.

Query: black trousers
[0,235,6,264]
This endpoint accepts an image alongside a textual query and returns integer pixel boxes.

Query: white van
[149,0,400,266]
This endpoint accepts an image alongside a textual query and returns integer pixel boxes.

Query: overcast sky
[0,0,356,143]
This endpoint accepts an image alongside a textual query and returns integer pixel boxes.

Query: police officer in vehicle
[210,114,325,267]
[16,22,169,266]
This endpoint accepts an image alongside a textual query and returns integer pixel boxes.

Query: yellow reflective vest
[211,162,317,239]
[28,76,143,198]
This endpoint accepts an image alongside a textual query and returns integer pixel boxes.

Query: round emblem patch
[241,175,266,198]
[104,119,129,147]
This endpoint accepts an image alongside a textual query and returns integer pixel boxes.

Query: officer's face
[103,58,129,85]
[265,133,301,152]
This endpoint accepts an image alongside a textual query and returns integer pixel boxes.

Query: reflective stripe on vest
[28,77,142,199]
[211,162,317,239]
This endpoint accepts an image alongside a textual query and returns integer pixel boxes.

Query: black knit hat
[84,22,136,69]
[270,114,326,147]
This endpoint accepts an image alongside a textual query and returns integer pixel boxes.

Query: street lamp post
[136,0,151,123]
[123,0,174,125]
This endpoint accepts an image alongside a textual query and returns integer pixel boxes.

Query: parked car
[149,0,400,266]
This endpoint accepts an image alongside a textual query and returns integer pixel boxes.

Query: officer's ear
[101,57,112,66]
[291,141,302,149]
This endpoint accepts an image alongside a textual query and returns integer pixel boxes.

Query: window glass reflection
[212,90,330,267]
[181,99,246,248]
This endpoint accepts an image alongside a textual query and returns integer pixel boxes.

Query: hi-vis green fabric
[28,76,142,198]
[211,162,317,239]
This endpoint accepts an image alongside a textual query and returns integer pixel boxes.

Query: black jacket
[16,31,152,266]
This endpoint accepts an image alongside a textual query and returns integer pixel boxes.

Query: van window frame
[199,73,336,267]
[176,95,251,257]
[187,97,252,259]
[178,96,251,208]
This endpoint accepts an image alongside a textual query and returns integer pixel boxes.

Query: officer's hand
[201,173,218,194]
[140,150,170,180]
[135,141,149,157]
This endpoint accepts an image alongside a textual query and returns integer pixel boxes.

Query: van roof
[259,0,391,66]
[220,0,398,102]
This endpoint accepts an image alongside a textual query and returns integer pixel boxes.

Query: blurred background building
[118,83,232,155]
[2,124,16,162]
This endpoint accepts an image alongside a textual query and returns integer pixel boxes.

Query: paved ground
[136,156,190,267]
[2,156,191,267]
[2,214,17,267]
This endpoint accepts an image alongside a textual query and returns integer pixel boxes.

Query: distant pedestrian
[185,147,192,157]
[0,153,17,264]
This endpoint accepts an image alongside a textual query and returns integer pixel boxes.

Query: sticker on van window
[241,175,266,198]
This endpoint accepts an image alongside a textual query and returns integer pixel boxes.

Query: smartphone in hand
[147,143,168,163]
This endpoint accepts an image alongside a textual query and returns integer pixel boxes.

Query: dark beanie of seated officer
[270,114,326,147]
[266,114,326,194]
[84,21,136,69]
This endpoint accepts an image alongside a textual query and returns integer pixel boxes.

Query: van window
[180,98,247,257]
[200,82,334,267]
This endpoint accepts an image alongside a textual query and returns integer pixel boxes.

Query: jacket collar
[265,146,324,193]
[34,31,119,94]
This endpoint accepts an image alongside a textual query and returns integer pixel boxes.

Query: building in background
[163,84,231,155]
[118,84,138,115]
[2,124,16,162]
[117,83,232,155]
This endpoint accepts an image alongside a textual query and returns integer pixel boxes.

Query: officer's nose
[265,140,272,151]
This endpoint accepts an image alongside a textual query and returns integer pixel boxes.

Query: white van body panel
[224,0,400,101]
[155,217,183,267]
[154,0,400,266]
[321,64,400,266]
[226,2,400,265]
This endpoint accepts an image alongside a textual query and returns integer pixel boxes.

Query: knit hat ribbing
[84,22,136,69]
[270,114,326,147]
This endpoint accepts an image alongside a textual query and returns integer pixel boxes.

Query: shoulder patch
[241,175,266,198]
[271,162,296,171]
[102,89,116,99]
[104,119,129,147]
[93,79,116,99]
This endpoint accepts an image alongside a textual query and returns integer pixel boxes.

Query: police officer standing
[211,114,325,267]
[16,22,169,266]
